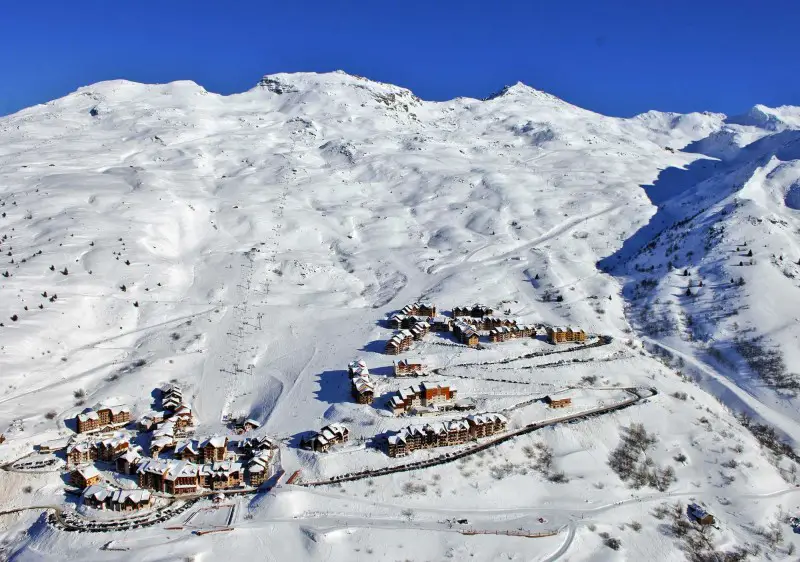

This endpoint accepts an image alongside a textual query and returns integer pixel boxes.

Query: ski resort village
[0,72,800,561]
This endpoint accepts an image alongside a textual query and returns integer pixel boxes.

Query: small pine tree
[60,267,68,275]
[685,287,692,297]
[738,277,745,286]
[747,249,753,257]
[698,280,703,287]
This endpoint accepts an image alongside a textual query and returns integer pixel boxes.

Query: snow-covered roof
[77,411,100,422]
[83,484,115,502]
[75,464,101,479]
[202,435,227,449]
[111,488,151,505]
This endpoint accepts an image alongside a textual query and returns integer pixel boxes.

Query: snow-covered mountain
[1,71,799,561]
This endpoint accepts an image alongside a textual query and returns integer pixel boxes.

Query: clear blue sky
[2,0,799,117]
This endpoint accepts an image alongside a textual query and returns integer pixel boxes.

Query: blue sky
[1,0,799,117]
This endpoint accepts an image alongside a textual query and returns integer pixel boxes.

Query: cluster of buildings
[386,412,508,457]
[348,359,375,404]
[64,381,278,504]
[75,406,131,434]
[66,432,132,466]
[546,327,587,344]
[299,423,349,453]
[389,382,457,415]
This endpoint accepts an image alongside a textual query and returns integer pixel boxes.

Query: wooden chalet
[82,484,115,509]
[75,405,131,434]
[347,359,369,378]
[389,382,457,415]
[453,321,480,347]
[387,413,507,457]
[546,326,587,344]
[385,329,414,355]
[109,488,152,511]
[401,302,437,317]
[200,436,228,463]
[351,376,375,404]
[299,424,349,453]
[543,396,572,409]
[465,413,508,438]
[116,449,143,475]
[66,441,96,466]
[489,324,536,342]
[246,451,273,486]
[394,359,424,377]
[452,304,493,318]
[71,464,102,488]
[96,434,130,462]
[161,384,183,411]
[428,315,452,332]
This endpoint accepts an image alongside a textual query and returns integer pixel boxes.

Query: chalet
[75,405,131,434]
[428,315,452,332]
[466,412,508,438]
[547,326,587,344]
[543,396,572,409]
[385,329,414,355]
[299,423,350,453]
[137,412,164,432]
[246,451,273,486]
[489,324,535,343]
[116,448,143,475]
[208,461,243,490]
[687,503,715,525]
[347,359,369,378]
[96,434,131,462]
[71,464,102,489]
[171,404,195,430]
[463,316,517,331]
[351,376,375,404]
[76,410,100,434]
[388,313,407,329]
[452,304,493,318]
[150,422,176,457]
[387,419,472,457]
[137,459,201,495]
[200,436,228,463]
[401,302,437,317]
[409,321,430,340]
[175,439,200,462]
[161,384,183,411]
[394,359,424,377]
[109,488,152,512]
[389,382,457,415]
[66,441,96,466]
[82,484,115,509]
[453,321,480,347]
[240,435,277,456]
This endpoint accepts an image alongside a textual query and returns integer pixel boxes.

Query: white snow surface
[0,71,800,560]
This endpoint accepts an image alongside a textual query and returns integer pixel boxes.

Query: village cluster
[24,299,590,517]
[298,301,587,458]
[386,302,587,351]
[48,383,277,513]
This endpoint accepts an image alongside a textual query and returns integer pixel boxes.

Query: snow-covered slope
[1,71,799,560]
